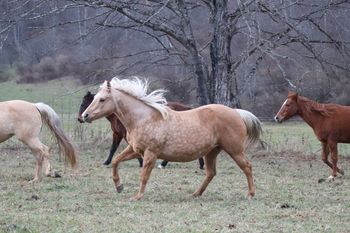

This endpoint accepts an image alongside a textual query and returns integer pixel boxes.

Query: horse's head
[274,91,299,123]
[78,91,95,123]
[82,80,115,123]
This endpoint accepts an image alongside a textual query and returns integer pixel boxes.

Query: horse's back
[198,104,245,126]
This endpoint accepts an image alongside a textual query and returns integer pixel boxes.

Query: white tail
[237,109,262,146]
[35,103,77,168]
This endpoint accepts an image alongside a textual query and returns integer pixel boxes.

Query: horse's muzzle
[274,115,282,123]
[83,113,92,123]
[77,116,84,123]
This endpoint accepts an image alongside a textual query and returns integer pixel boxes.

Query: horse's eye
[100,99,105,102]
[285,104,290,107]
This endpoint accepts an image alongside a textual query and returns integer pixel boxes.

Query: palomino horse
[82,77,262,200]
[274,91,346,181]
[0,100,77,182]
[77,91,204,169]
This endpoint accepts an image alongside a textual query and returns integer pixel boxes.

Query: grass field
[1,80,350,232]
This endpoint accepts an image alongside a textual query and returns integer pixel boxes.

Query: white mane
[109,77,168,119]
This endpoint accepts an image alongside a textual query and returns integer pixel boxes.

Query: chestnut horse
[0,100,77,182]
[82,77,262,200]
[77,91,204,169]
[274,91,346,181]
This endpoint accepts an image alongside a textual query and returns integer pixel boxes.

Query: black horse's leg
[138,157,143,167]
[198,157,204,170]
[104,143,117,165]
[158,160,169,168]
[104,133,122,165]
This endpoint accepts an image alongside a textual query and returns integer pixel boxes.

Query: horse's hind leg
[23,138,50,182]
[230,153,255,198]
[192,147,220,197]
[321,142,344,176]
[327,141,342,180]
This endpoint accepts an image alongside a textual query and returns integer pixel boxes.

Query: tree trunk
[177,0,210,105]
[210,0,232,106]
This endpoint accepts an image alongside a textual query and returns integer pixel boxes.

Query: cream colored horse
[0,100,77,182]
[82,77,262,200]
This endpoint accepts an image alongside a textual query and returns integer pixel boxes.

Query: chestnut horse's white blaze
[0,100,77,182]
[82,77,262,200]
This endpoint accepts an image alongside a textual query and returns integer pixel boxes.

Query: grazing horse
[78,92,204,169]
[82,77,262,200]
[0,100,77,182]
[274,91,347,181]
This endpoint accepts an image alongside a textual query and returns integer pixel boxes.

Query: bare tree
[65,0,350,107]
[1,0,350,109]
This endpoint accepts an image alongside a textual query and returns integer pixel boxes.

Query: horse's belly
[159,151,202,162]
[0,118,14,143]
[159,141,215,162]
[157,127,216,161]
[0,132,13,143]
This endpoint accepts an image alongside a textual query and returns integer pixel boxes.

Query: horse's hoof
[318,178,326,183]
[199,166,204,170]
[28,178,40,184]
[327,175,335,182]
[116,184,124,193]
[103,161,111,166]
[247,193,255,200]
[130,194,143,201]
[191,192,201,197]
[339,169,345,176]
[47,171,61,178]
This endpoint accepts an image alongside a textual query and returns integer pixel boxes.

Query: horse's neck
[297,99,321,129]
[112,90,157,132]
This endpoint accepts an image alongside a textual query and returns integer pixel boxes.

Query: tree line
[0,0,350,118]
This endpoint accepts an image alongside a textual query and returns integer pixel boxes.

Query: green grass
[1,80,350,232]
[1,140,350,233]
[0,79,94,113]
[262,122,350,156]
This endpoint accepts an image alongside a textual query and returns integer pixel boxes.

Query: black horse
[78,91,204,169]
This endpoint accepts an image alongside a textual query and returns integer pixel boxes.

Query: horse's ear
[288,91,298,100]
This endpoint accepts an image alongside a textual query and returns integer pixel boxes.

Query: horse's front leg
[131,150,157,201]
[111,145,138,192]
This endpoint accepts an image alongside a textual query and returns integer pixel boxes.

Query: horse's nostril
[274,116,279,122]
[83,113,89,120]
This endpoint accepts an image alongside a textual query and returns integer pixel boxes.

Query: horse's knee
[111,158,119,167]
[206,169,216,178]
[243,161,252,173]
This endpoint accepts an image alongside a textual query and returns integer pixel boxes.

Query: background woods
[0,0,350,117]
